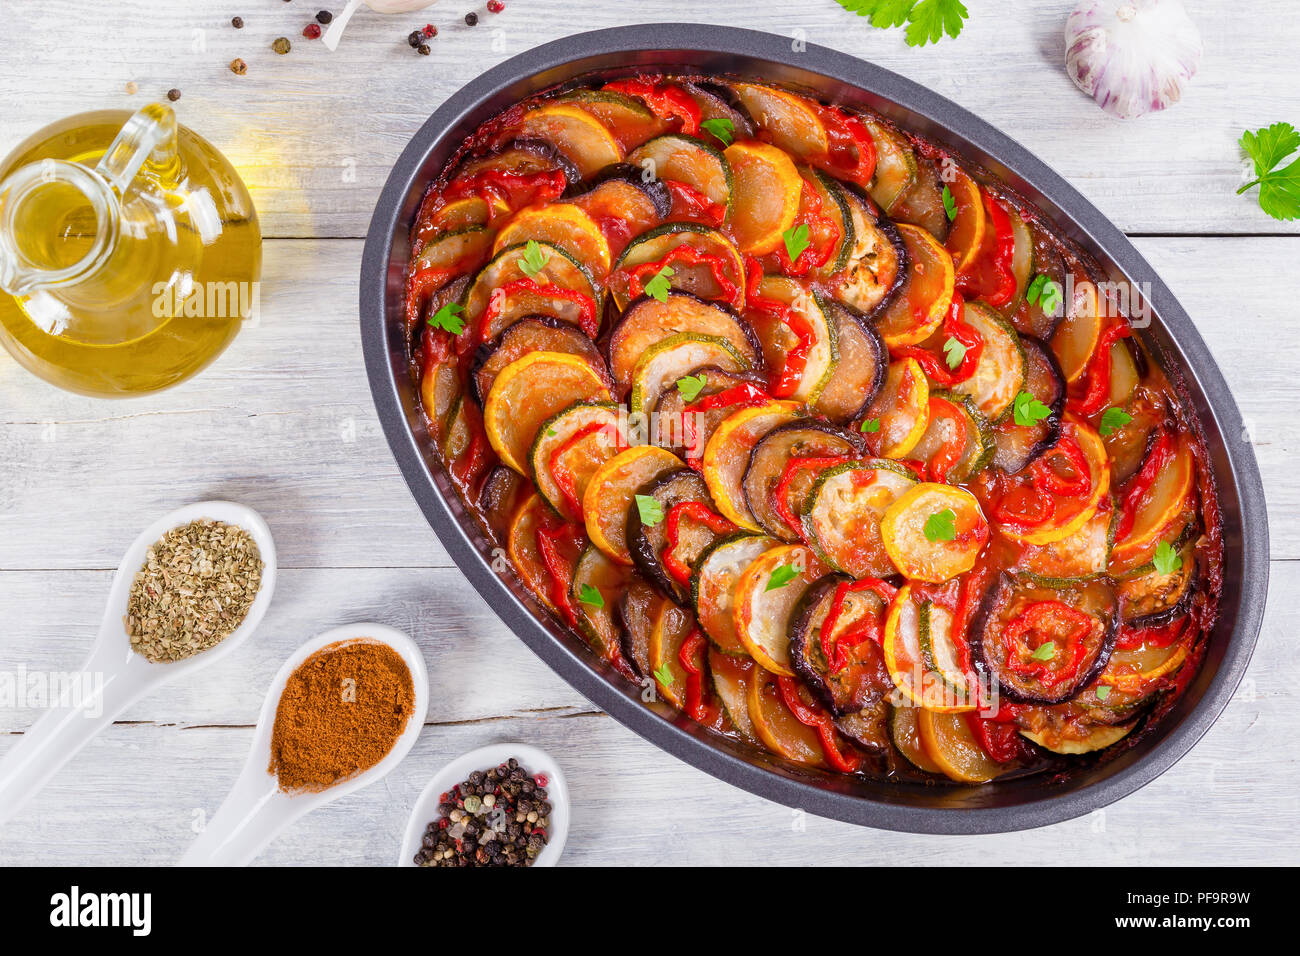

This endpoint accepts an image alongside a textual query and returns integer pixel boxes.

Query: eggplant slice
[452,136,582,190]
[790,573,895,720]
[970,572,1118,705]
[616,576,663,679]
[742,420,864,542]
[650,363,767,457]
[989,335,1065,475]
[565,162,673,219]
[470,315,609,407]
[627,467,720,602]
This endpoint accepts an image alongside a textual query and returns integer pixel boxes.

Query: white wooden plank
[2,235,1294,569]
[0,0,1294,237]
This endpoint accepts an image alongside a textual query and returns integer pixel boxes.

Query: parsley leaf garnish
[1013,391,1052,427]
[1098,406,1133,436]
[1026,273,1062,314]
[643,264,675,302]
[652,662,674,687]
[700,117,735,146]
[676,373,708,402]
[1095,685,1112,701]
[834,0,969,46]
[428,301,465,335]
[942,184,958,221]
[1153,539,1183,576]
[1031,642,1057,662]
[765,563,800,591]
[860,418,881,433]
[1239,122,1300,221]
[942,335,967,370]
[783,223,811,263]
[635,493,664,527]
[519,239,550,278]
[923,508,956,543]
[577,583,605,608]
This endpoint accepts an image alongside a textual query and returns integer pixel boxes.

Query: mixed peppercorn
[414,758,552,867]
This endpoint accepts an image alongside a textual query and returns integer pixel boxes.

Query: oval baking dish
[361,24,1268,834]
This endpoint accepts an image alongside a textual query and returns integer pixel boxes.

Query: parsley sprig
[676,373,708,402]
[428,301,465,335]
[700,117,735,147]
[834,0,969,47]
[783,223,811,262]
[923,508,956,543]
[942,335,967,370]
[519,240,550,278]
[765,563,800,591]
[941,184,958,221]
[644,264,675,302]
[1012,390,1052,427]
[1238,122,1300,221]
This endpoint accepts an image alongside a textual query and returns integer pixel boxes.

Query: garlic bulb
[1065,0,1202,119]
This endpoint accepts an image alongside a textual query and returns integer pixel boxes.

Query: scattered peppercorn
[125,81,139,95]
[272,36,291,54]
[417,43,431,55]
[167,88,182,102]
[407,29,423,48]
[423,23,437,37]
[414,757,552,868]
[231,16,245,28]
[487,0,505,12]
[464,12,479,26]
[230,58,248,75]
[316,10,333,23]
[303,22,321,39]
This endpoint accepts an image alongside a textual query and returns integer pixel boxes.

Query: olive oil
[0,106,261,396]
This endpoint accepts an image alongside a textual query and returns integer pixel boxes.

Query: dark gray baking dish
[360,24,1269,834]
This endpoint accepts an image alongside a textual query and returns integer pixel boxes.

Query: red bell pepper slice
[894,294,983,386]
[602,78,701,136]
[745,256,816,398]
[774,180,842,276]
[776,676,862,773]
[957,189,1017,307]
[1001,600,1094,690]
[679,381,773,468]
[626,242,741,306]
[1117,614,1189,652]
[664,180,727,227]
[678,628,721,724]
[442,167,568,221]
[772,455,852,539]
[924,396,970,484]
[662,501,735,584]
[1068,322,1133,418]
[535,519,583,628]
[993,431,1091,531]
[819,578,897,674]
[966,712,1023,764]
[1114,428,1174,543]
[813,106,877,185]
[476,277,599,343]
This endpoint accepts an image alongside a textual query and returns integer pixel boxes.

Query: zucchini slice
[889,705,944,773]
[528,401,623,522]
[649,364,768,457]
[812,303,888,423]
[723,139,803,255]
[749,275,839,403]
[1016,494,1116,586]
[606,291,762,394]
[626,134,733,211]
[748,665,826,766]
[691,532,781,655]
[880,482,989,583]
[969,573,1119,705]
[862,116,918,211]
[790,574,895,717]
[887,156,950,241]
[709,649,760,745]
[627,467,718,602]
[733,544,826,676]
[988,335,1065,475]
[1116,538,1198,626]
[733,83,831,161]
[919,600,976,698]
[701,400,804,531]
[1110,432,1195,567]
[463,242,601,344]
[570,545,635,663]
[617,576,664,679]
[413,224,494,275]
[949,301,1027,422]
[470,315,608,407]
[583,445,683,565]
[628,332,750,416]
[492,202,613,278]
[830,185,907,319]
[1050,270,1102,382]
[802,459,918,579]
[515,102,625,179]
[906,390,994,484]
[742,420,865,542]
[556,89,664,150]
[881,584,976,713]
[861,357,930,459]
[805,168,855,275]
[873,223,955,348]
[483,352,612,475]
[648,599,696,709]
[608,222,745,310]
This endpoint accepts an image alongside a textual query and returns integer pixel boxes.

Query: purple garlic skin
[1065,0,1203,119]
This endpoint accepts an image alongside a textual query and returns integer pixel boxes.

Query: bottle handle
[95,103,179,196]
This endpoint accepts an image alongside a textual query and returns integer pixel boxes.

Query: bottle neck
[0,159,120,297]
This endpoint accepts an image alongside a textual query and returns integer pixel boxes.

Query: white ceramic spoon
[179,623,429,866]
[0,501,277,827]
[398,742,569,867]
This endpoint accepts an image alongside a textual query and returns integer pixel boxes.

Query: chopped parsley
[942,184,958,221]
[1012,390,1052,427]
[577,584,605,608]
[519,239,550,278]
[1098,406,1133,436]
[635,493,665,527]
[643,264,675,302]
[700,117,735,147]
[676,373,708,402]
[1153,539,1183,576]
[428,301,465,335]
[765,563,799,591]
[782,222,811,263]
[923,508,957,543]
[942,335,967,370]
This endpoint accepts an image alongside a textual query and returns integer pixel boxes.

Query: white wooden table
[1,0,1295,865]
